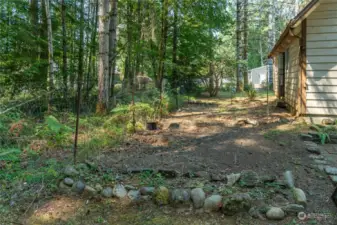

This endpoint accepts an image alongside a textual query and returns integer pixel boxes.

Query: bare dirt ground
[23,96,337,225]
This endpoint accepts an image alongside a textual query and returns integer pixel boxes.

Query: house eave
[268,0,320,58]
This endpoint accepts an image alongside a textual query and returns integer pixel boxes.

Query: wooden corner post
[299,19,307,115]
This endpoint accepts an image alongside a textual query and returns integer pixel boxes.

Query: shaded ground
[2,95,337,224]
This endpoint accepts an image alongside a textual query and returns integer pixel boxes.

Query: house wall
[273,56,279,96]
[306,0,337,115]
[285,39,301,114]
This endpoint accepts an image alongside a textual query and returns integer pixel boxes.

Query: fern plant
[310,124,332,144]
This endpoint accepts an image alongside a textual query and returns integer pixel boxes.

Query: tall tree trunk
[172,0,179,107]
[157,0,169,90]
[243,0,248,89]
[157,0,169,118]
[87,0,98,100]
[29,0,38,59]
[236,0,243,92]
[61,0,68,98]
[97,0,110,114]
[78,0,84,90]
[134,0,142,78]
[124,0,133,90]
[40,0,48,88]
[109,0,118,104]
[44,0,54,110]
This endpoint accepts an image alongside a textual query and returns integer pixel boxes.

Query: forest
[3,0,337,225]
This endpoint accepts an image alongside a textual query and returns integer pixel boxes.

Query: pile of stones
[59,165,307,221]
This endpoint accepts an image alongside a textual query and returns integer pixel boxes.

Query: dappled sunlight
[27,196,84,224]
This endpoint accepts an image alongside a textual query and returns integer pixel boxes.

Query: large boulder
[64,165,79,177]
[266,207,285,220]
[140,187,155,195]
[170,189,191,207]
[191,188,206,209]
[293,188,307,206]
[204,195,222,212]
[113,184,127,198]
[282,204,305,215]
[102,187,113,198]
[154,186,169,205]
[226,173,241,186]
[63,178,74,186]
[128,190,141,201]
[222,193,252,216]
[72,180,86,194]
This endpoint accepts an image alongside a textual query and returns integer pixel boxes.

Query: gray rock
[293,188,307,206]
[300,134,313,141]
[59,181,71,192]
[140,187,155,195]
[64,165,79,177]
[83,185,96,196]
[95,184,103,192]
[191,188,205,209]
[169,123,180,129]
[128,190,140,201]
[246,118,259,126]
[249,207,267,220]
[309,155,325,160]
[329,175,337,184]
[304,141,321,154]
[266,207,285,220]
[260,175,277,183]
[158,169,178,178]
[195,171,210,179]
[102,187,113,198]
[239,170,260,187]
[325,166,337,175]
[316,165,326,172]
[271,194,289,207]
[73,180,85,194]
[63,178,74,186]
[222,193,252,216]
[314,159,328,165]
[210,173,226,182]
[226,173,241,186]
[204,195,222,212]
[282,204,305,214]
[170,189,191,207]
[322,118,335,125]
[125,185,137,190]
[113,184,127,198]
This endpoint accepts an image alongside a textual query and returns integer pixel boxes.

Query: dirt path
[24,96,337,224]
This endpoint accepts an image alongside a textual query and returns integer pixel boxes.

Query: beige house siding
[273,56,279,96]
[285,39,301,114]
[306,1,337,115]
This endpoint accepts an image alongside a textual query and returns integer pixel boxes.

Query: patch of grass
[264,129,283,140]
[139,171,166,187]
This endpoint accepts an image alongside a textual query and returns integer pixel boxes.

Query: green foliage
[310,124,333,144]
[139,171,166,187]
[245,85,257,101]
[264,129,282,140]
[0,148,21,162]
[126,121,144,133]
[35,115,73,147]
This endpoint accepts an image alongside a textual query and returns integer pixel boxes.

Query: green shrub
[245,85,257,100]
[126,121,144,133]
[35,115,73,147]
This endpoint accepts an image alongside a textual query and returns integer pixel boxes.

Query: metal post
[73,82,81,165]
